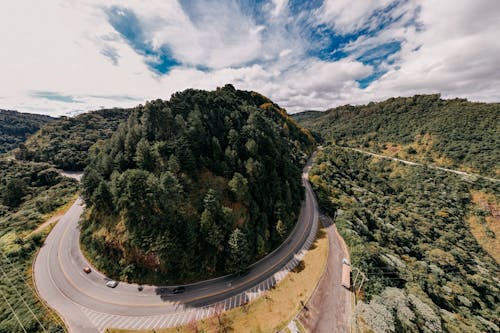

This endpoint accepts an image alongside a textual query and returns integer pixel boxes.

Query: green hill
[0,110,55,153]
[16,108,130,170]
[295,94,500,177]
[310,145,499,332]
[80,85,315,283]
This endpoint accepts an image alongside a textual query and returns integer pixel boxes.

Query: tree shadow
[309,227,327,250]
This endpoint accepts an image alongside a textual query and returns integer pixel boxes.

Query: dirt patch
[468,190,500,263]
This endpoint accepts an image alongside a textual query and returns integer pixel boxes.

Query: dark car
[83,266,91,274]
[172,286,185,294]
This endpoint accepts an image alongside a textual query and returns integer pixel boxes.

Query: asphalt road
[34,160,319,332]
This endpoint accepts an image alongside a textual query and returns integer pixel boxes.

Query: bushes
[309,145,499,332]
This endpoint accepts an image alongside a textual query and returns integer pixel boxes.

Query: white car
[106,280,118,288]
[342,258,350,265]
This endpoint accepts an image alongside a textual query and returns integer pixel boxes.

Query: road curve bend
[34,160,319,333]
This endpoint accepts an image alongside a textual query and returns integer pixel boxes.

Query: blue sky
[1,0,500,115]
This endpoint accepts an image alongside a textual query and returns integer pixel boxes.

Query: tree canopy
[81,85,315,283]
[295,95,500,177]
[0,109,54,153]
[16,108,130,170]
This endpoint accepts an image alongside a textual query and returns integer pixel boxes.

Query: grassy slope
[294,94,500,177]
[0,159,78,332]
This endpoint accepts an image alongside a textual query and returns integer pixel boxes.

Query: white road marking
[173,312,184,327]
[151,316,163,328]
[98,315,115,332]
[120,316,135,327]
[138,316,153,329]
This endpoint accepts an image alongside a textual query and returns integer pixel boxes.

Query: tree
[276,219,287,240]
[2,178,26,207]
[93,181,113,213]
[134,138,156,171]
[200,189,224,249]
[228,173,249,201]
[226,228,249,273]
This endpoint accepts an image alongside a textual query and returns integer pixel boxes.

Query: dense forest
[16,108,130,170]
[81,85,315,283]
[0,159,78,332]
[309,145,499,332]
[294,95,500,177]
[0,110,54,153]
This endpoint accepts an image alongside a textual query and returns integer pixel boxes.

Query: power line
[0,286,28,333]
[0,246,64,327]
[0,263,48,332]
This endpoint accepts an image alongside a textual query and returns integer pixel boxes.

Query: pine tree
[226,228,249,273]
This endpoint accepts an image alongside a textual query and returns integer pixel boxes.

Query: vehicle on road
[172,286,185,294]
[342,258,350,265]
[83,266,91,274]
[106,280,118,288]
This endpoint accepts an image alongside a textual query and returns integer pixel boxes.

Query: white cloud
[318,0,394,34]
[0,0,499,116]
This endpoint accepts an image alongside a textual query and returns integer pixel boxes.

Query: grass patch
[107,226,328,333]
[0,159,78,332]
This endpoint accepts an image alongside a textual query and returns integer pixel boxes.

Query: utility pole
[350,267,368,301]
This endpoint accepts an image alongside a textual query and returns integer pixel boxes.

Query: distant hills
[15,108,130,170]
[294,94,500,177]
[0,110,55,153]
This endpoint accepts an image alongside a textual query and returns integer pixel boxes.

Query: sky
[1,0,500,116]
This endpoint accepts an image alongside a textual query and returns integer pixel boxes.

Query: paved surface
[298,215,351,333]
[34,161,319,333]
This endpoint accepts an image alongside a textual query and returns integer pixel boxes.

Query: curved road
[34,160,319,332]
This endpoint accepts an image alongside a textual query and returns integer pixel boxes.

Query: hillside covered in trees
[294,95,500,177]
[15,108,130,170]
[0,110,55,153]
[310,145,499,332]
[81,85,315,283]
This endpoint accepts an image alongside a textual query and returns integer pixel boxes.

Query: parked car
[83,266,91,274]
[172,286,185,294]
[342,258,350,265]
[106,280,118,288]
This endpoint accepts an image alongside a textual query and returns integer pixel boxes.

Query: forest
[80,85,315,284]
[15,108,130,170]
[0,110,54,153]
[295,94,500,177]
[309,145,499,332]
[0,159,78,332]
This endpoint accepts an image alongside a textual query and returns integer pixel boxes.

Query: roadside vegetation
[0,110,54,153]
[80,85,315,284]
[0,159,78,332]
[108,227,328,333]
[309,145,499,332]
[16,108,130,170]
[295,94,500,177]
